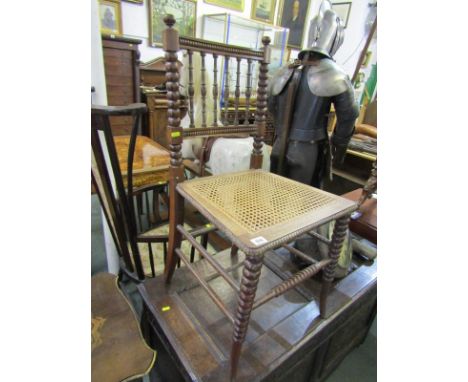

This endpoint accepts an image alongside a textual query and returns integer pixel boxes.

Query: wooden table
[343,188,377,244]
[92,273,156,382]
[114,135,170,189]
[139,248,377,382]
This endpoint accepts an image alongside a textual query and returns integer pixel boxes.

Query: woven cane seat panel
[178,170,356,254]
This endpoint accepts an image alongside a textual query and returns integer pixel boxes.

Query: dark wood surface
[142,90,188,148]
[92,273,156,382]
[102,35,142,135]
[139,249,377,381]
[114,135,170,188]
[343,188,377,244]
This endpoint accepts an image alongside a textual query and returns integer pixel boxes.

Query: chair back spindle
[244,58,252,126]
[234,57,241,125]
[187,50,195,128]
[223,57,230,124]
[212,54,219,127]
[200,51,207,128]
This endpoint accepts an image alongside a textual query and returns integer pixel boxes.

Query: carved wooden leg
[230,244,239,257]
[164,189,184,284]
[230,254,264,381]
[320,216,350,318]
[162,15,184,284]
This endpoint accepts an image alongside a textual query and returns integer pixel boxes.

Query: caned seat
[178,169,355,255]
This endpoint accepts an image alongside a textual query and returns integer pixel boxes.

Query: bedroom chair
[140,15,358,380]
[91,103,210,279]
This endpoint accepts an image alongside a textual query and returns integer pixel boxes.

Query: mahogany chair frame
[160,15,355,380]
[177,30,267,177]
[91,104,211,280]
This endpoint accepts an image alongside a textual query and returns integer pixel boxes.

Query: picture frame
[332,1,352,28]
[251,0,277,24]
[204,0,244,13]
[149,0,197,47]
[122,0,143,4]
[99,0,123,36]
[278,0,310,49]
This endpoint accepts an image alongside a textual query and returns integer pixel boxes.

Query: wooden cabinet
[140,57,187,148]
[102,35,141,135]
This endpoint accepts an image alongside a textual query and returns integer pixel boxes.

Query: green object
[360,63,377,106]
[205,0,245,12]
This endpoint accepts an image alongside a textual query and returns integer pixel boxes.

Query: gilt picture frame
[204,0,244,12]
[332,1,352,28]
[99,0,123,36]
[278,0,310,49]
[149,0,197,47]
[251,0,277,24]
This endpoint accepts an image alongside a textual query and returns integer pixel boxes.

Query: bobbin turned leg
[162,14,184,284]
[320,216,350,318]
[230,254,264,381]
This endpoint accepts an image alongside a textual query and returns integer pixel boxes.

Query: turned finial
[164,14,176,27]
[262,36,271,46]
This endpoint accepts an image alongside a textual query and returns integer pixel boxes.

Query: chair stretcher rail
[282,244,318,264]
[252,258,332,310]
[307,230,332,245]
[177,225,240,293]
[175,248,235,324]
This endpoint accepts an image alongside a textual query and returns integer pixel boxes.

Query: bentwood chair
[145,15,357,380]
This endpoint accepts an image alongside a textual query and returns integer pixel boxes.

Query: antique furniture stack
[101,35,142,136]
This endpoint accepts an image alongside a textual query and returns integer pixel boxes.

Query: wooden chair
[140,15,358,380]
[91,103,211,279]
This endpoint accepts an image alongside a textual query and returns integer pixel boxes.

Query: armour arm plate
[331,88,359,147]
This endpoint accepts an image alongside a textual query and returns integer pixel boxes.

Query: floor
[91,194,377,382]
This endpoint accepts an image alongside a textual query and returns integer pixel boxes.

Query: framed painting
[99,0,123,36]
[149,0,197,47]
[251,0,277,24]
[332,1,352,28]
[204,0,244,12]
[278,0,310,49]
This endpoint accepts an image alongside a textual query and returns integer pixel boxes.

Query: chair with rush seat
[133,15,358,380]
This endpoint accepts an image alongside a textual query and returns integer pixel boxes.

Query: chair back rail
[91,104,148,280]
[162,14,271,178]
